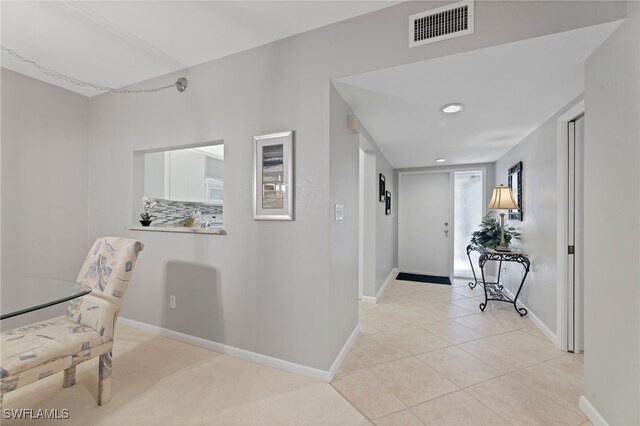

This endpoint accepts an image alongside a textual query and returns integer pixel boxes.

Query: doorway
[567,114,585,353]
[398,172,451,276]
[359,136,376,300]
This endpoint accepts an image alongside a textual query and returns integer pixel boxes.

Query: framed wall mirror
[508,161,523,221]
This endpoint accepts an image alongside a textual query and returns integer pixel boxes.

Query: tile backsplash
[144,198,223,226]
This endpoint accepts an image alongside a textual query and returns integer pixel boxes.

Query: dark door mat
[396,272,452,285]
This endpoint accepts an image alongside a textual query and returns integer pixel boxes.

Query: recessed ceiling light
[440,103,464,114]
[435,158,447,163]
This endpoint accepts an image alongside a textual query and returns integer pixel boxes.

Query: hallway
[332,278,588,425]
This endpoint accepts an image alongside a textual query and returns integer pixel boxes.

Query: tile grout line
[329,379,380,424]
[365,355,458,422]
[463,365,587,422]
[348,281,582,424]
[454,330,567,374]
[461,388,515,425]
[451,340,583,417]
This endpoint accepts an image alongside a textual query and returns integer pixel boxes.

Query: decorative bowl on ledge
[139,220,152,227]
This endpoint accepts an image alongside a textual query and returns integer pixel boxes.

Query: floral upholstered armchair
[0,237,144,407]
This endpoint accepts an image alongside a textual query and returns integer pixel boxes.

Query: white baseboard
[501,286,560,348]
[361,268,398,304]
[579,396,609,426]
[378,268,398,301]
[118,317,358,383]
[328,323,360,382]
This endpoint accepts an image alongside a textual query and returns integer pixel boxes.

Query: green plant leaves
[470,212,521,249]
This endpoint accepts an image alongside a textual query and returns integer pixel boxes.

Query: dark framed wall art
[508,161,523,221]
[385,191,391,215]
[379,173,386,202]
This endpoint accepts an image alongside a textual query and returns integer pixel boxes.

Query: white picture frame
[253,131,294,220]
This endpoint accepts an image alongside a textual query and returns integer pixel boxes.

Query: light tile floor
[332,278,591,426]
[2,325,368,425]
[2,277,590,425]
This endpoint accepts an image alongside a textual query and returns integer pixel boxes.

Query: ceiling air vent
[409,0,474,47]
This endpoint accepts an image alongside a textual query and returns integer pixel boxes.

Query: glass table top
[1,277,91,320]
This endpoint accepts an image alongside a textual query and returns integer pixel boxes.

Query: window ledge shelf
[127,225,226,235]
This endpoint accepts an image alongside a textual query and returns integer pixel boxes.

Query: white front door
[398,172,451,276]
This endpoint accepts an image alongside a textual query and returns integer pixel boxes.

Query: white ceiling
[1,1,399,97]
[333,21,621,168]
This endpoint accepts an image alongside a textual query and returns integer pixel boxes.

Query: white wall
[1,69,89,281]
[359,141,377,299]
[357,125,398,299]
[494,95,583,336]
[329,86,360,360]
[1,69,90,323]
[85,1,624,373]
[375,142,397,295]
[583,2,640,424]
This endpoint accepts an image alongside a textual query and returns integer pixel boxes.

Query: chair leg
[63,366,76,388]
[97,351,112,406]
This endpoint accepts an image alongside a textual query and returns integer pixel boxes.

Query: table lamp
[488,185,519,252]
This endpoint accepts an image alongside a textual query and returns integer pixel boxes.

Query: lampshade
[488,185,519,210]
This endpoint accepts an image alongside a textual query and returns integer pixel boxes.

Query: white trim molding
[502,286,560,347]
[328,323,360,382]
[556,99,585,352]
[361,268,397,304]
[119,317,359,383]
[579,396,609,426]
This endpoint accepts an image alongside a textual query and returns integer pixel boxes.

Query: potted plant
[140,197,157,226]
[471,212,521,249]
[139,212,153,227]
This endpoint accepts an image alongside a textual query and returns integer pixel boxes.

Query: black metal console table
[466,245,531,317]
[466,245,502,290]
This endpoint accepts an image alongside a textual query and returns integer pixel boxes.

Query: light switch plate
[335,204,344,221]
